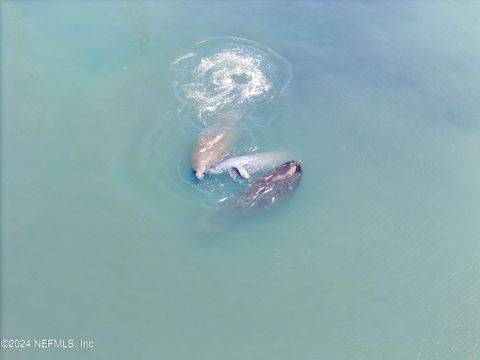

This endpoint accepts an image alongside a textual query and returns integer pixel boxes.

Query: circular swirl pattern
[171,37,292,124]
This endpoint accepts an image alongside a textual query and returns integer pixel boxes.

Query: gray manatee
[234,160,302,209]
[208,152,288,179]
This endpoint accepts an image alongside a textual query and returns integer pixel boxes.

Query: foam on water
[171,37,292,125]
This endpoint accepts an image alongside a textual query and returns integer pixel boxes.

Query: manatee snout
[192,149,213,180]
[194,167,206,180]
[279,160,302,178]
[290,160,302,174]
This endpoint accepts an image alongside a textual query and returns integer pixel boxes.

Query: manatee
[208,152,288,180]
[234,160,302,209]
[191,112,242,180]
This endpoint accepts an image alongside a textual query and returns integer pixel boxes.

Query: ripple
[128,111,276,210]
[171,37,292,125]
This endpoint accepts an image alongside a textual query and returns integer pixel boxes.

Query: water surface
[2,1,480,359]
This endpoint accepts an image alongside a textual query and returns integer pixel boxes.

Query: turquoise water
[2,1,480,359]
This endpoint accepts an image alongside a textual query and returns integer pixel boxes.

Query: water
[2,1,480,359]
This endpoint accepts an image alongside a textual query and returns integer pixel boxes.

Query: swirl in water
[171,37,292,125]
[130,37,292,208]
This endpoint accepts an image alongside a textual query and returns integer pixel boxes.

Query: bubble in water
[171,37,292,124]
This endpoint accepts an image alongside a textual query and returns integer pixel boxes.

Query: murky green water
[2,1,479,359]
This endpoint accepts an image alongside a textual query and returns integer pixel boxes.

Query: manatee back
[234,160,302,209]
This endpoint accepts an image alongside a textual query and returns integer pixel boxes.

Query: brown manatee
[192,112,242,180]
[234,160,302,209]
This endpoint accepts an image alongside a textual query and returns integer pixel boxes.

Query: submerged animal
[234,160,302,209]
[208,152,287,179]
[191,113,241,180]
[192,126,235,180]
